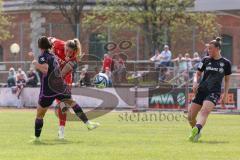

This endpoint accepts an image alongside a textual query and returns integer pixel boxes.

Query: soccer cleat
[29,137,41,144]
[58,126,65,139]
[193,132,201,142]
[86,121,100,131]
[188,127,199,142]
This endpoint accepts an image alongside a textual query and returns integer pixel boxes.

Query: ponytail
[66,38,82,57]
[73,38,82,56]
[209,37,222,49]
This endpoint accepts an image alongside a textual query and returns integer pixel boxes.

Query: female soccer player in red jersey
[48,37,81,139]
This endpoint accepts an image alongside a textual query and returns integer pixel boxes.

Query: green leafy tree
[0,0,12,41]
[84,0,218,57]
[37,0,87,39]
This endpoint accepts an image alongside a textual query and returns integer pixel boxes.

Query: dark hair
[209,37,222,49]
[38,36,52,50]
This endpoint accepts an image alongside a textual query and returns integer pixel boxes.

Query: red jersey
[51,38,72,84]
[103,57,112,71]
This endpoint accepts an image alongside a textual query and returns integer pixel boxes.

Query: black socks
[35,118,43,138]
[72,104,89,123]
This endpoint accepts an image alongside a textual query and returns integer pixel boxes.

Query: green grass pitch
[0,109,239,160]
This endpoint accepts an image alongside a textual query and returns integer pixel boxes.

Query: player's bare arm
[32,60,49,74]
[221,75,230,104]
[192,70,202,94]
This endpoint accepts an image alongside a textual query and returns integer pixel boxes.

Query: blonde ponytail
[66,38,82,60]
[73,38,82,56]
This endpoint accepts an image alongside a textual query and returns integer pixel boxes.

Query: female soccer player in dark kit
[31,36,99,142]
[188,37,232,142]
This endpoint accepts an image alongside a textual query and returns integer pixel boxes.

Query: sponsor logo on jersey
[206,66,224,73]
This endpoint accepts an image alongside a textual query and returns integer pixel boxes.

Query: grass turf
[0,109,239,160]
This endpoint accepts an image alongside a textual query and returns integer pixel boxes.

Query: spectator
[173,53,193,81]
[105,67,112,87]
[157,45,172,82]
[16,68,27,82]
[79,68,91,87]
[172,54,185,72]
[159,45,172,67]
[7,67,16,87]
[204,43,209,56]
[112,54,127,83]
[26,67,38,87]
[16,73,26,98]
[94,66,100,75]
[192,52,201,70]
[184,53,193,70]
[15,73,26,108]
[150,49,161,68]
[102,54,113,72]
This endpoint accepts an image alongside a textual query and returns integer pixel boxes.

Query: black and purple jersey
[197,56,232,93]
[38,51,68,97]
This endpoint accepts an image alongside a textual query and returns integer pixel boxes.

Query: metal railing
[0,60,240,88]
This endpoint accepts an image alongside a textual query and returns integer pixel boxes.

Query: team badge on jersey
[220,62,225,67]
[39,57,46,63]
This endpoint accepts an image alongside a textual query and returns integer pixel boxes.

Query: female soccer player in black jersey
[188,37,232,142]
[31,36,100,142]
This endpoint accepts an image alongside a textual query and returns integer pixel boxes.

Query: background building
[1,0,240,67]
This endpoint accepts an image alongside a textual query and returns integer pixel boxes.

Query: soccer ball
[94,73,109,88]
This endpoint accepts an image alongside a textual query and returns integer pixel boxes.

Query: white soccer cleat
[86,121,100,131]
[58,126,65,139]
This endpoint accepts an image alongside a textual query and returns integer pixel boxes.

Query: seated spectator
[16,73,26,99]
[79,68,91,87]
[26,67,38,87]
[17,68,27,82]
[7,67,16,87]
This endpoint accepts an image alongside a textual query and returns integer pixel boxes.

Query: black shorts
[192,90,220,106]
[38,93,71,108]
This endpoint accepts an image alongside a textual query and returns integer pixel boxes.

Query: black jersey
[197,56,232,93]
[38,51,67,97]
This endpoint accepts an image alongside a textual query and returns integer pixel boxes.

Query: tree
[84,0,218,57]
[37,0,88,39]
[0,0,12,41]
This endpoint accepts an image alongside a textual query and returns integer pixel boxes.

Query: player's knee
[69,101,77,108]
[36,112,45,119]
[61,99,76,108]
